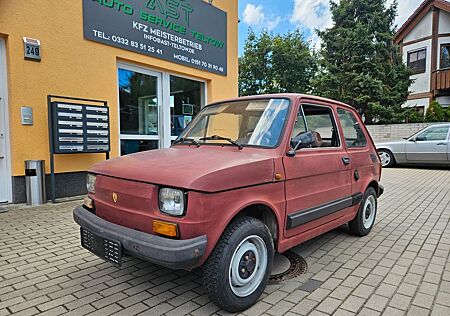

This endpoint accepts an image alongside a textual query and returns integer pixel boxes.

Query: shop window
[118,68,159,136]
[120,140,159,155]
[170,76,203,137]
[407,49,426,74]
[441,44,450,69]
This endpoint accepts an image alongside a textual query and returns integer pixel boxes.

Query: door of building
[0,38,10,203]
[118,64,205,155]
[118,65,163,155]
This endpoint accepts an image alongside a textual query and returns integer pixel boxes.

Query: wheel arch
[225,202,281,251]
[366,180,381,197]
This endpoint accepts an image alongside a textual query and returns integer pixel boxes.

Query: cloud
[243,4,265,26]
[242,3,283,31]
[290,0,334,31]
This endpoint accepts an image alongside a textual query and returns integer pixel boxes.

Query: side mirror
[287,132,317,157]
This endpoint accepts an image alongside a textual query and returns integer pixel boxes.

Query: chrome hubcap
[378,151,391,167]
[229,235,268,297]
[363,195,376,229]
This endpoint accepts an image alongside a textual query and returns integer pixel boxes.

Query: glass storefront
[118,65,205,155]
[170,76,203,137]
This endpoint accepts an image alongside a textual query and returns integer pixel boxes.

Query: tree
[425,101,445,122]
[313,0,412,123]
[239,29,316,96]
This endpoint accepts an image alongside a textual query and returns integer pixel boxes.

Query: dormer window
[407,49,426,74]
[440,44,450,69]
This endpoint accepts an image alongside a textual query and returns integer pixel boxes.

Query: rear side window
[337,108,368,148]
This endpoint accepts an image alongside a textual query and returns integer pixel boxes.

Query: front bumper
[73,206,207,270]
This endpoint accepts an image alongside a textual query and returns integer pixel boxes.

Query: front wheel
[203,216,274,312]
[378,149,395,167]
[348,187,377,236]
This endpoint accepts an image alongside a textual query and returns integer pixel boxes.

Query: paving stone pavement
[0,168,449,316]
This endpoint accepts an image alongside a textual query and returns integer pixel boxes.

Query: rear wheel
[203,216,274,312]
[348,187,377,236]
[378,149,395,167]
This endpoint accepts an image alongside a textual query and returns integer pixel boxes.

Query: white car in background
[376,124,450,167]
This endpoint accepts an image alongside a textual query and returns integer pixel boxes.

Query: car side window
[416,126,450,141]
[337,108,368,148]
[291,104,340,149]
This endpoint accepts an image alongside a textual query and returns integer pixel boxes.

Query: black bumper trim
[73,206,207,270]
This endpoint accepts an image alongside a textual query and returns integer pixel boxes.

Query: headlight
[87,174,96,194]
[159,188,185,216]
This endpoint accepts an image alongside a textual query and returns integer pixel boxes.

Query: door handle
[342,157,351,165]
[437,143,447,146]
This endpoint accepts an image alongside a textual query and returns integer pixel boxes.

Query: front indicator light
[83,197,94,209]
[153,220,179,238]
[87,174,96,194]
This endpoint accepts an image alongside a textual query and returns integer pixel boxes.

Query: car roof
[206,93,356,111]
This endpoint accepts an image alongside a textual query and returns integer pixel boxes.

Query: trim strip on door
[286,193,363,230]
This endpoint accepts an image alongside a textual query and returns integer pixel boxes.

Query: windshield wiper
[199,135,243,150]
[173,137,200,147]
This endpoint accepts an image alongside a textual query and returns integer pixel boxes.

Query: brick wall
[366,123,438,143]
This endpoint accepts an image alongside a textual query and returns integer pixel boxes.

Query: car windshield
[175,98,290,148]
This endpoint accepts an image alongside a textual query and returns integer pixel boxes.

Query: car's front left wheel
[203,216,274,312]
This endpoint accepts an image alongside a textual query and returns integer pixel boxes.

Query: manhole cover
[269,251,307,284]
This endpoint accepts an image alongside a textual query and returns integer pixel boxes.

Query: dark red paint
[88,94,382,267]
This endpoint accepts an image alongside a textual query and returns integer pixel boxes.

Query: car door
[336,107,380,197]
[283,102,352,238]
[405,125,450,163]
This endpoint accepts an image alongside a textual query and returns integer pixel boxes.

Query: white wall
[403,97,430,111]
[436,96,450,106]
[404,11,433,42]
[403,39,432,94]
[439,10,450,34]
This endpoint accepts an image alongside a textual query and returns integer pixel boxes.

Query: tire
[203,216,274,312]
[378,149,395,167]
[348,187,377,236]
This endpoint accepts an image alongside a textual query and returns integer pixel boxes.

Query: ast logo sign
[83,0,227,75]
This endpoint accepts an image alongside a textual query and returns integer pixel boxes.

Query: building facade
[395,0,450,113]
[0,0,238,203]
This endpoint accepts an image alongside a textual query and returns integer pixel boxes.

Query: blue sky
[238,0,424,55]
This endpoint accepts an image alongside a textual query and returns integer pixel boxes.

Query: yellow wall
[0,0,238,176]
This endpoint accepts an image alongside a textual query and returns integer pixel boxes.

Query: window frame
[407,48,427,75]
[116,62,207,155]
[293,103,343,151]
[336,107,369,149]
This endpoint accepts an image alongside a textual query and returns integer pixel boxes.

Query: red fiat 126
[74,94,383,312]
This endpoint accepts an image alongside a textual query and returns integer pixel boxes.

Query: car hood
[90,147,275,193]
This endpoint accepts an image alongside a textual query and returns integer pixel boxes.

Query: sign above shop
[23,37,41,61]
[82,0,227,76]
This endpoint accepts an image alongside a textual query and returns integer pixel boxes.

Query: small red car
[74,94,383,312]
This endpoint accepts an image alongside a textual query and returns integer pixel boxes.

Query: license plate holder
[80,228,122,266]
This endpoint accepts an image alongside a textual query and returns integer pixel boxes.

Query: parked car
[377,124,450,167]
[73,94,383,312]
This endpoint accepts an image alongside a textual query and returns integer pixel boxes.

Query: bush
[425,101,445,122]
[445,106,450,122]
[404,108,424,123]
